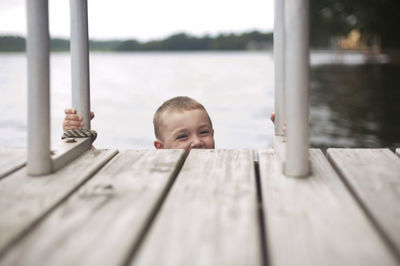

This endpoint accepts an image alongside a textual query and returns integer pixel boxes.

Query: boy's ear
[154,139,164,149]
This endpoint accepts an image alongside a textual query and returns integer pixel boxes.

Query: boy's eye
[199,130,210,135]
[176,134,188,140]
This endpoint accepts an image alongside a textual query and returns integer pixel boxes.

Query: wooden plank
[51,138,92,171]
[133,149,262,266]
[0,149,185,266]
[258,149,397,266]
[0,148,118,258]
[327,148,400,260]
[0,148,26,180]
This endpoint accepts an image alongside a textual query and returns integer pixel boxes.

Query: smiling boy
[63,96,215,155]
[152,96,215,155]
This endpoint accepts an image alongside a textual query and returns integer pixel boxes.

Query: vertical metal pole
[70,0,91,129]
[26,0,52,175]
[274,0,286,136]
[284,0,310,177]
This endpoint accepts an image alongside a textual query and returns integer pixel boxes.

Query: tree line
[0,31,273,52]
[310,0,400,48]
[2,0,399,52]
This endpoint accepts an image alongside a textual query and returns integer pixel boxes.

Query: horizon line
[0,29,274,42]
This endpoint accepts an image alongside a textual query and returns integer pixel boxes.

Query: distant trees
[3,0,399,52]
[89,40,126,51]
[0,36,25,52]
[310,0,400,48]
[0,36,70,52]
[0,31,273,52]
[51,38,69,51]
[115,31,273,51]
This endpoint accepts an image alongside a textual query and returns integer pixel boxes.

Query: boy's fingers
[63,108,93,131]
[270,112,275,123]
[64,108,94,118]
[65,114,82,121]
[64,108,77,114]
[63,125,83,131]
[63,120,83,128]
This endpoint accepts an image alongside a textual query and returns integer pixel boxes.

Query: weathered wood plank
[0,148,26,180]
[51,138,92,171]
[258,149,397,266]
[0,148,118,258]
[133,149,262,266]
[327,148,400,260]
[0,149,185,266]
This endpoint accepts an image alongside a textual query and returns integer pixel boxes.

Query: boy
[63,96,215,155]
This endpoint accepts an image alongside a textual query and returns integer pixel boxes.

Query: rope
[62,129,97,142]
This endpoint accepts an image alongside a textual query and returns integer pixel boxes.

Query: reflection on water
[310,63,400,150]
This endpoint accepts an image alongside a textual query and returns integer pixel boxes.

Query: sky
[0,0,274,41]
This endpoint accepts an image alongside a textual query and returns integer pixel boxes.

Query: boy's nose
[190,136,202,149]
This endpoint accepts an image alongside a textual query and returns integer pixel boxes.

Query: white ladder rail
[26,0,92,176]
[274,0,311,177]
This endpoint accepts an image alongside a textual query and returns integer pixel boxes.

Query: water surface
[1,51,399,150]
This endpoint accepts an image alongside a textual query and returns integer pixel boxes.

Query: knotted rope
[62,129,97,142]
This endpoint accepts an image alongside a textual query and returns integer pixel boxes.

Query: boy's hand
[270,112,275,123]
[270,112,286,132]
[63,108,95,131]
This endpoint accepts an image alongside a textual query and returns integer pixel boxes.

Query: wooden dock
[0,147,399,266]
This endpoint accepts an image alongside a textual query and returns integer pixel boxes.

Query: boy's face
[154,109,215,155]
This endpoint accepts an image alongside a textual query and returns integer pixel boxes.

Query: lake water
[1,51,399,150]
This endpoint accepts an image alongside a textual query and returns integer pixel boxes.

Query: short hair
[153,96,212,140]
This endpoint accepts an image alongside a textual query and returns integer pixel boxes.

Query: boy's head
[153,96,215,155]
